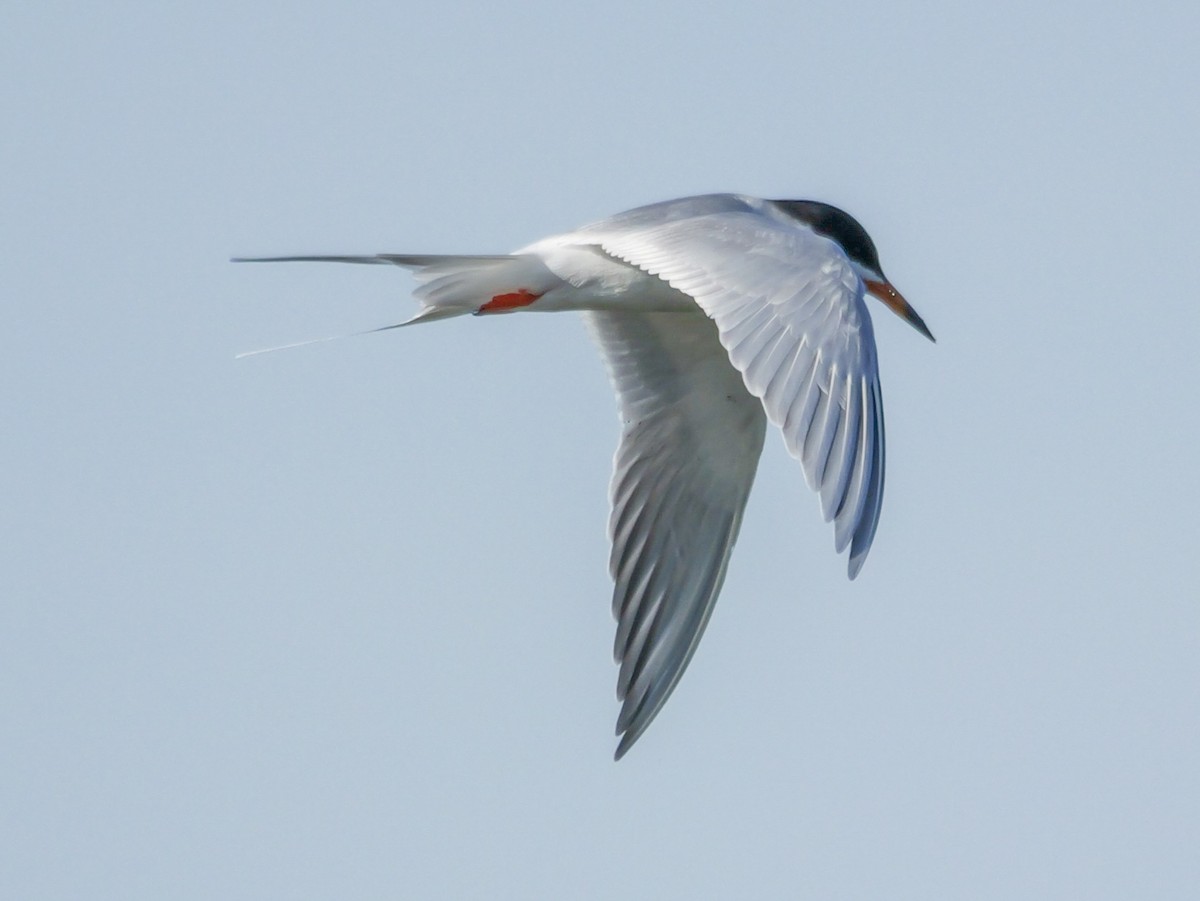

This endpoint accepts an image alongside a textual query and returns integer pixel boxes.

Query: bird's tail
[233,253,556,356]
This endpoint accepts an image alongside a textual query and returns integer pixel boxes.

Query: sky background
[4,2,1199,898]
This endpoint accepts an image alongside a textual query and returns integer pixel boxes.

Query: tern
[237,193,934,758]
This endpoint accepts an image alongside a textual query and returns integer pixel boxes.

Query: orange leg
[478,289,542,314]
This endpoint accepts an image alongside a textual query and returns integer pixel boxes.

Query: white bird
[237,193,934,759]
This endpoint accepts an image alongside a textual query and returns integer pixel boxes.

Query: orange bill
[864,279,935,342]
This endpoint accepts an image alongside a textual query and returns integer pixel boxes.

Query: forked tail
[233,253,556,325]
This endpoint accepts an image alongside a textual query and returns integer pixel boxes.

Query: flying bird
[237,193,934,759]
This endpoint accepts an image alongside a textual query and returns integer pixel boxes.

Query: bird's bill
[865,279,935,342]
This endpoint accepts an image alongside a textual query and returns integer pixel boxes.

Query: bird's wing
[586,310,766,759]
[598,207,886,578]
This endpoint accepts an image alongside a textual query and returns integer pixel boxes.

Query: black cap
[771,200,883,274]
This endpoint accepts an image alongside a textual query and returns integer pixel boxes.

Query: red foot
[478,289,542,313]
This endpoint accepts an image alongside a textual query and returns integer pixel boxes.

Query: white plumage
[237,192,934,758]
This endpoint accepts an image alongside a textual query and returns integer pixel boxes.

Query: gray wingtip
[847,553,865,580]
[614,734,635,761]
[613,708,647,761]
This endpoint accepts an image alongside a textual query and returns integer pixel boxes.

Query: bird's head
[773,199,935,342]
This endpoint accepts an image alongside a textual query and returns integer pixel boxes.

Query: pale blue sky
[4,2,1199,898]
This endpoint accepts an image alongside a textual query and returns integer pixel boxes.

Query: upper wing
[586,310,766,759]
[598,206,886,578]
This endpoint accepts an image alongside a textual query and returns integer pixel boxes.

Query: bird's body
[238,193,933,758]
